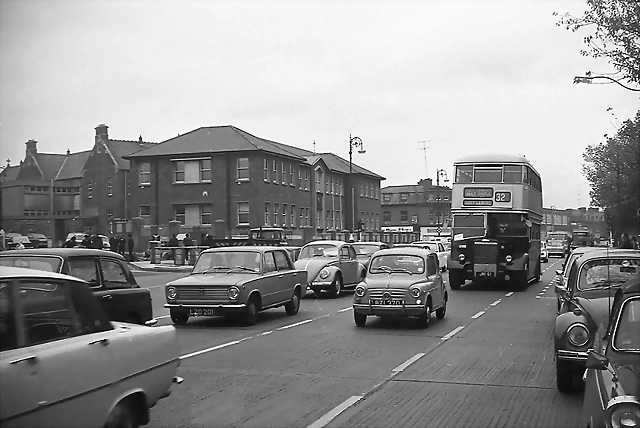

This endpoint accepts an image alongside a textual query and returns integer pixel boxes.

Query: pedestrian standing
[127,233,135,262]
[63,236,77,248]
[620,233,634,249]
[92,234,103,250]
[0,228,5,252]
[631,236,639,250]
[109,235,117,252]
[183,233,193,263]
[118,235,126,256]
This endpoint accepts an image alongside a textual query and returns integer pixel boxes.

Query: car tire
[170,310,189,326]
[244,299,259,326]
[418,301,432,328]
[354,311,367,327]
[510,271,528,292]
[556,356,574,393]
[285,289,301,316]
[532,262,541,284]
[449,270,463,290]
[105,401,137,428]
[330,275,342,298]
[436,295,447,319]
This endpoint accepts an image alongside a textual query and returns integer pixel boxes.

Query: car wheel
[354,311,367,327]
[510,271,528,292]
[556,355,574,393]
[418,300,432,328]
[285,289,301,316]
[436,294,447,319]
[532,262,541,284]
[170,310,189,326]
[449,270,463,290]
[244,299,259,326]
[330,275,342,298]
[105,401,137,428]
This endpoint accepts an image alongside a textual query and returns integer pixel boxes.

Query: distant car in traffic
[5,234,33,250]
[553,249,640,393]
[0,266,182,428]
[26,233,48,248]
[540,244,549,263]
[352,242,390,270]
[352,247,448,328]
[0,248,153,325]
[165,246,306,326]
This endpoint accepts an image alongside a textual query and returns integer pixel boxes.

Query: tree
[555,0,640,85]
[582,110,640,234]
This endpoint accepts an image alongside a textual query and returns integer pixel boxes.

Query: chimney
[418,178,433,189]
[95,124,109,146]
[66,149,71,156]
[25,139,37,155]
[5,159,10,167]
[139,135,143,143]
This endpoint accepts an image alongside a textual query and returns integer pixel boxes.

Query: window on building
[174,161,185,183]
[237,202,249,225]
[290,165,294,186]
[430,212,434,224]
[273,160,278,183]
[237,158,250,181]
[429,193,435,201]
[360,186,363,197]
[281,162,286,184]
[87,180,92,199]
[375,213,379,230]
[326,210,331,228]
[265,202,270,226]
[305,208,309,226]
[264,159,269,182]
[305,170,309,191]
[282,204,288,227]
[340,181,344,196]
[411,214,418,224]
[200,159,211,182]
[400,211,409,223]
[315,169,322,193]
[174,205,185,224]
[200,204,212,225]
[444,194,449,201]
[291,205,296,227]
[383,194,390,202]
[107,209,113,219]
[400,193,408,203]
[140,205,151,224]
[299,169,303,189]
[326,179,330,194]
[274,203,280,226]
[107,182,113,197]
[383,211,391,224]
[330,179,334,195]
[299,208,304,227]
[138,162,151,185]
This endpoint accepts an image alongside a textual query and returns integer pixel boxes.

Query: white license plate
[189,309,216,317]
[477,272,494,277]
[369,299,404,306]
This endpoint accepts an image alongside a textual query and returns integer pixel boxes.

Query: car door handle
[9,355,38,365]
[88,338,110,346]
[292,272,297,276]
[278,274,284,278]
[102,295,112,300]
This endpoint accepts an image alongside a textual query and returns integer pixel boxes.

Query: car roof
[201,246,286,254]
[372,247,435,257]
[575,249,640,264]
[0,265,88,282]
[303,240,346,246]
[0,248,124,259]
[353,242,386,246]
[618,277,640,295]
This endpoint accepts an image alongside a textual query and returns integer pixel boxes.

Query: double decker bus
[446,154,543,291]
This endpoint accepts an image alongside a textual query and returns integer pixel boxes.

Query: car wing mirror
[585,350,609,371]
[555,270,563,276]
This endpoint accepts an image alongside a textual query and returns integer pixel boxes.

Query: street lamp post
[435,168,449,236]
[349,134,365,238]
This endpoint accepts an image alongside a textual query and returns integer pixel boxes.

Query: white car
[0,266,183,428]
[412,241,450,271]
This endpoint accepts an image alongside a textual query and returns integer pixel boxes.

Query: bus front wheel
[448,270,464,290]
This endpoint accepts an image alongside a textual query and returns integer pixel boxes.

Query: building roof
[55,150,92,180]
[0,165,20,181]
[307,152,384,180]
[382,185,423,194]
[106,140,156,170]
[33,153,67,180]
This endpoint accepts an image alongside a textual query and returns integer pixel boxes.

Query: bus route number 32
[495,192,511,203]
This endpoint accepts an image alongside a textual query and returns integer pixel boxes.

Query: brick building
[541,206,607,240]
[380,178,452,239]
[124,125,383,242]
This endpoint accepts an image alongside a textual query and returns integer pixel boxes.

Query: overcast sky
[1,0,638,209]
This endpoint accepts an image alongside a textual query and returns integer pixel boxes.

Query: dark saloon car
[582,278,640,428]
[352,242,390,269]
[26,233,48,248]
[0,248,153,325]
[554,249,640,393]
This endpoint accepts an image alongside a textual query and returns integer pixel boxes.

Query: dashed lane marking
[442,325,465,341]
[277,319,314,330]
[180,338,251,360]
[505,292,514,297]
[392,353,426,373]
[338,307,353,312]
[307,396,363,428]
[471,310,485,319]
[259,331,273,336]
[490,299,501,307]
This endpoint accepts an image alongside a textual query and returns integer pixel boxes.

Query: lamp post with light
[349,135,366,237]
[435,168,449,235]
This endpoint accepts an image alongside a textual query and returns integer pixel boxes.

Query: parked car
[554,246,599,313]
[0,266,182,428]
[26,233,48,248]
[0,248,153,325]
[392,242,449,272]
[5,234,33,250]
[352,247,448,327]
[553,249,640,393]
[164,246,307,326]
[352,242,390,270]
[581,277,640,428]
[540,243,549,263]
[294,240,365,297]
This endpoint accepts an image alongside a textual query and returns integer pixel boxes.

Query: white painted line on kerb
[392,353,425,373]
[307,396,363,428]
[338,307,353,313]
[442,326,465,341]
[505,292,514,297]
[259,331,273,336]
[490,299,501,307]
[180,338,249,360]
[156,315,170,320]
[471,311,485,319]
[277,319,314,330]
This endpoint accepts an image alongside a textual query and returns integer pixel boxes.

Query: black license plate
[189,309,216,316]
[477,272,495,277]
[369,299,404,306]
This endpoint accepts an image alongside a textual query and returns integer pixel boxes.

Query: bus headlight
[459,254,466,262]
[166,287,178,300]
[567,323,589,347]
[506,255,513,263]
[319,269,330,279]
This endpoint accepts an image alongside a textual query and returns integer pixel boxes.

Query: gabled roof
[0,165,20,181]
[304,152,384,180]
[55,150,91,180]
[124,126,306,161]
[33,153,67,180]
[106,140,156,170]
[382,185,423,194]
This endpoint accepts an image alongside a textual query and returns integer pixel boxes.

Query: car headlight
[319,269,330,279]
[228,286,240,300]
[355,284,367,297]
[505,255,512,263]
[458,254,466,262]
[609,402,640,428]
[166,287,178,300]
[567,323,590,347]
[410,288,421,298]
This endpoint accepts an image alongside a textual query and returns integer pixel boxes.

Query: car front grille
[177,287,229,302]
[368,289,408,299]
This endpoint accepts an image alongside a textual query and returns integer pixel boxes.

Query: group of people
[619,233,640,250]
[62,233,136,261]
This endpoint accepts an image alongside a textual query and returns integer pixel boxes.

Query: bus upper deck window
[456,166,473,183]
[503,165,523,183]
[473,167,502,183]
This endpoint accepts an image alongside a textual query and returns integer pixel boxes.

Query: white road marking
[442,325,465,341]
[338,307,353,313]
[392,353,425,373]
[307,396,363,428]
[277,319,314,330]
[471,311,485,319]
[505,292,514,297]
[490,299,501,306]
[180,338,250,360]
[536,296,541,299]
[156,315,170,320]
[259,331,273,336]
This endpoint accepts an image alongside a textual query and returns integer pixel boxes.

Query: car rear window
[0,256,62,273]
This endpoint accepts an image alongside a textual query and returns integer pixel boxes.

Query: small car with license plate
[352,247,448,327]
[554,249,640,393]
[582,277,640,428]
[0,248,153,325]
[294,240,365,297]
[0,266,182,428]
[164,246,307,326]
[352,242,390,270]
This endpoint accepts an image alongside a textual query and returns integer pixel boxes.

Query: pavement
[139,258,583,428]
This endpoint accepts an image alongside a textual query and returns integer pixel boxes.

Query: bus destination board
[464,187,493,198]
[494,191,511,202]
[463,199,493,207]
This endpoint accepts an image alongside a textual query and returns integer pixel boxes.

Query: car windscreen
[613,297,640,352]
[578,259,640,291]
[369,254,425,274]
[352,244,379,256]
[299,244,338,259]
[0,256,62,273]
[192,251,261,273]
